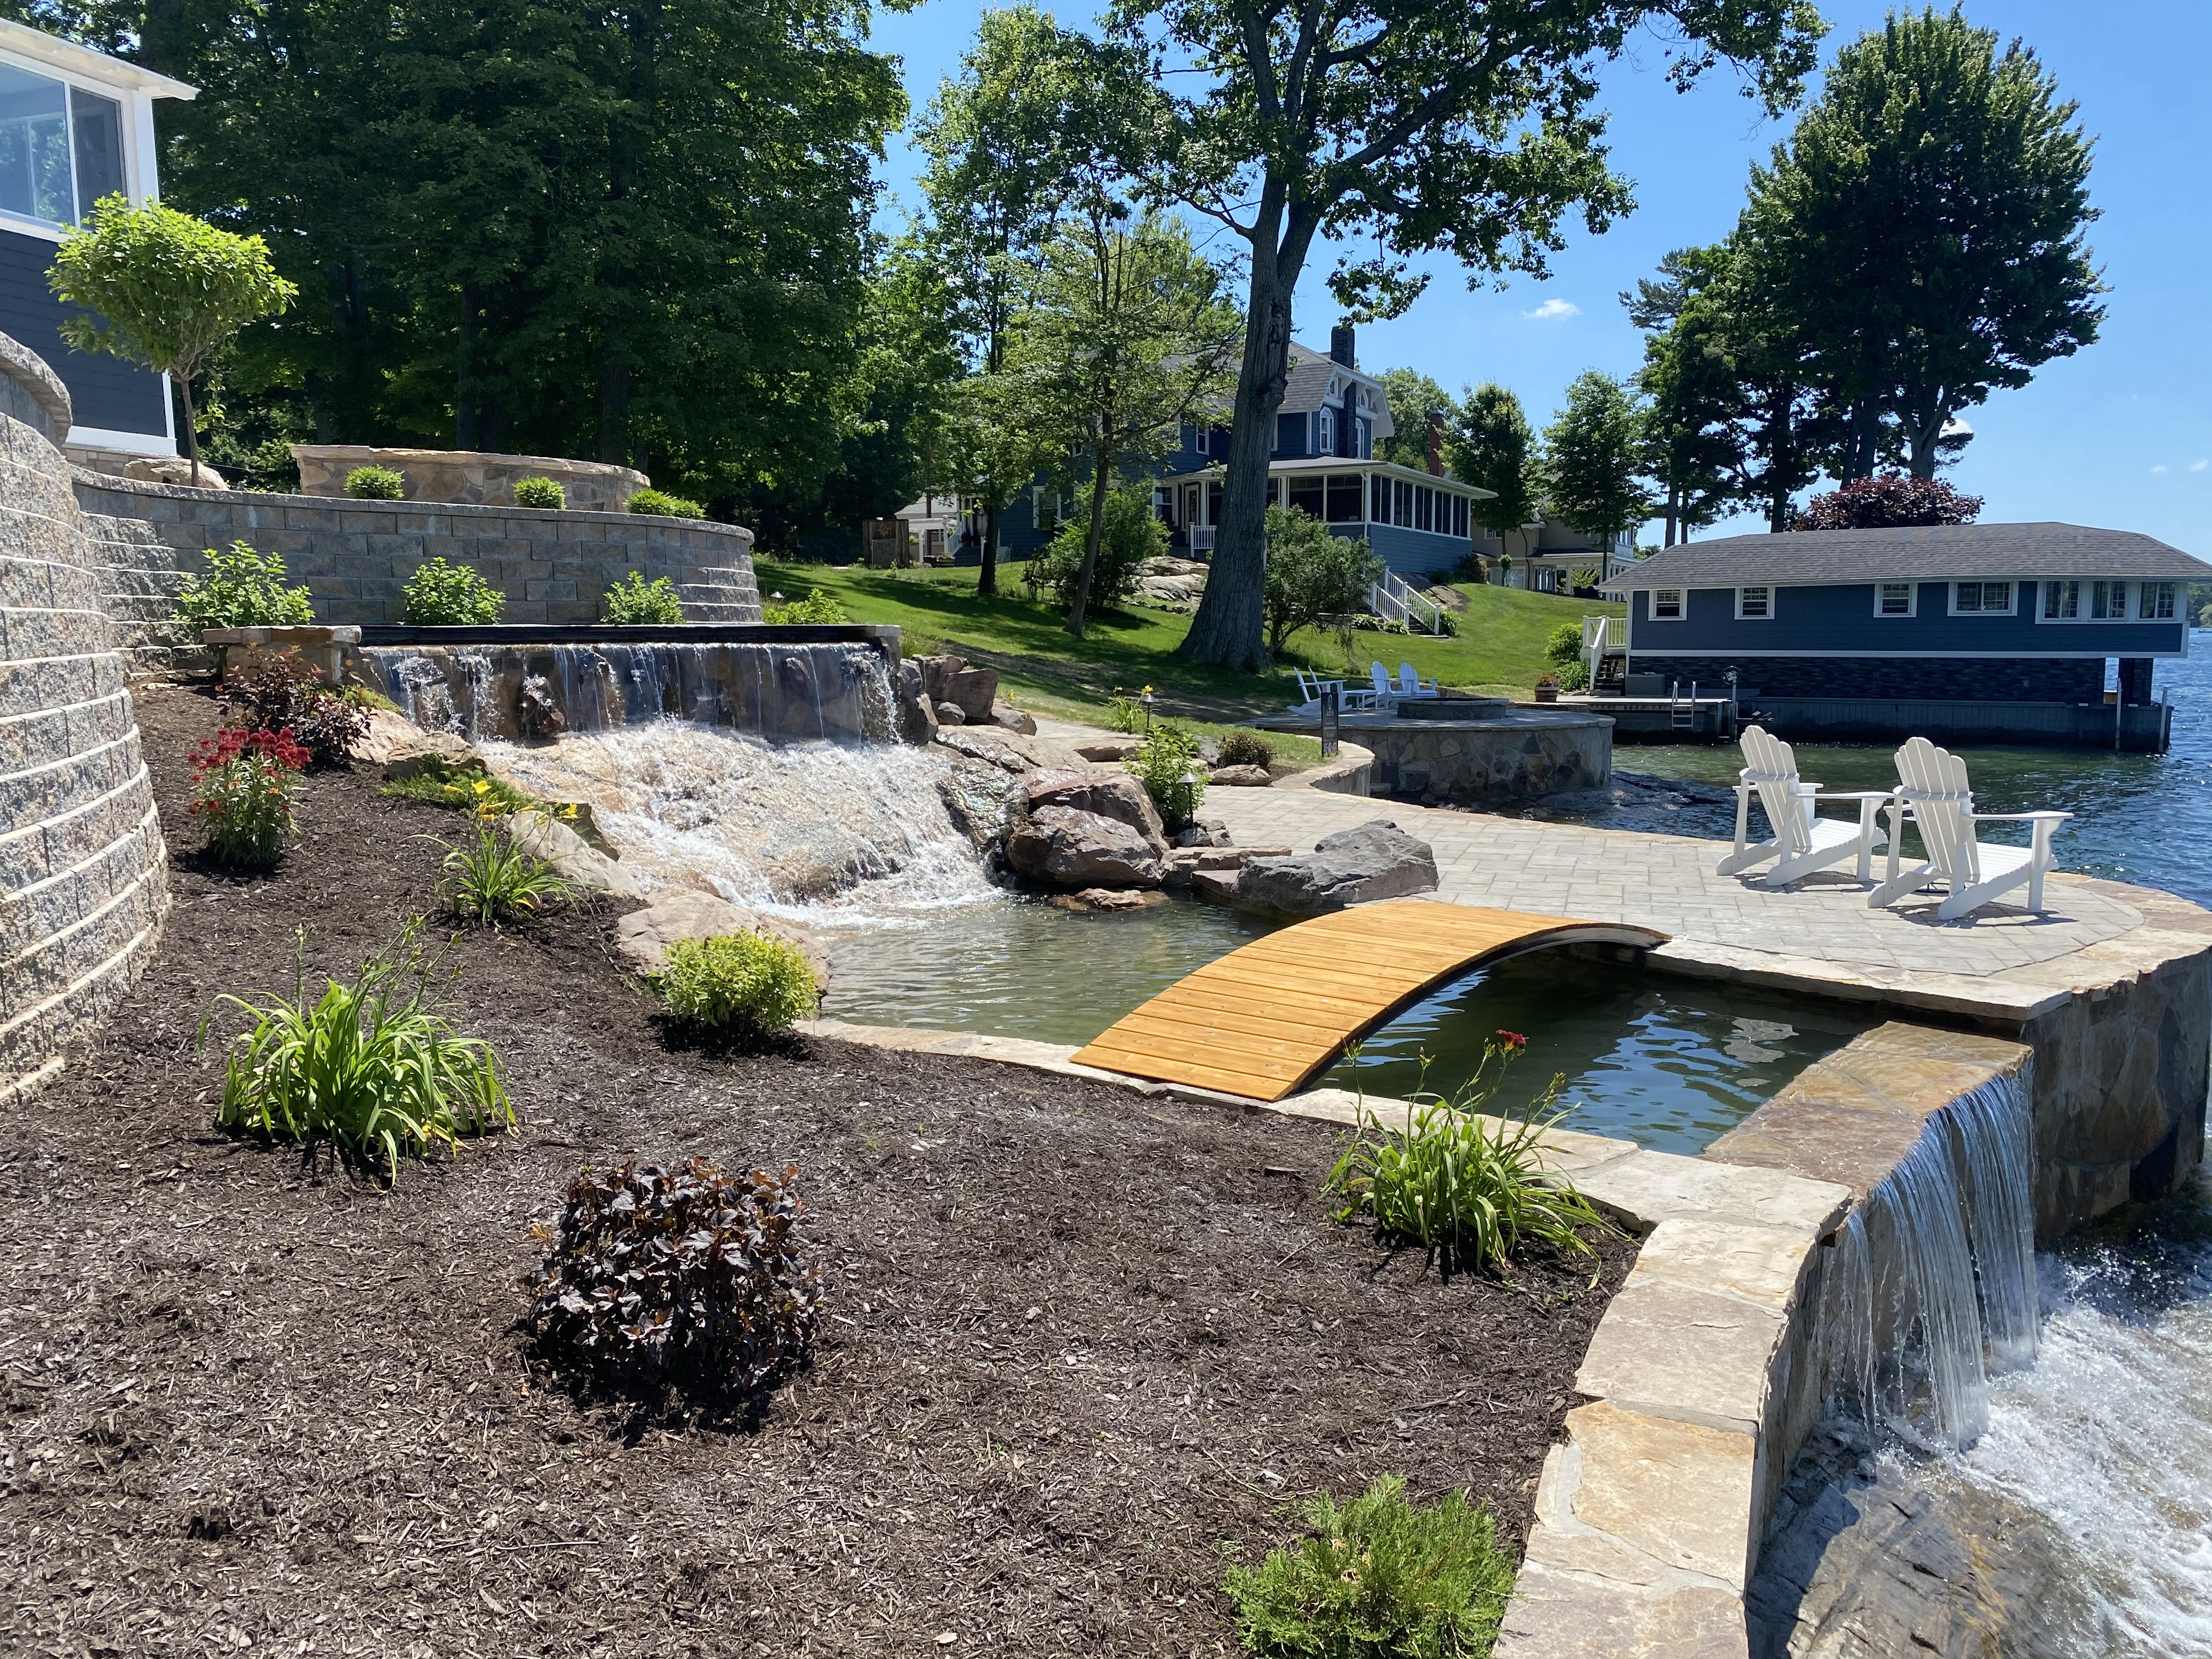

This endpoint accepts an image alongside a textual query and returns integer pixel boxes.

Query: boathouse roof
[1601,524,2212,590]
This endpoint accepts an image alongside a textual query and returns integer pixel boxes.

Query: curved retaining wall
[0,336,166,1105]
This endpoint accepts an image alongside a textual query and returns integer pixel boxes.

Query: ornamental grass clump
[434,785,574,926]
[602,571,686,625]
[1223,1476,1514,1659]
[202,923,512,1181]
[189,726,308,868]
[1327,1035,1607,1272]
[402,556,505,625]
[648,933,818,1034]
[528,1157,820,1396]
[380,754,539,814]
[172,540,314,630]
[345,465,405,500]
[512,476,565,509]
[219,650,368,766]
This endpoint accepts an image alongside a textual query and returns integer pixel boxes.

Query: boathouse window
[1876,582,1916,617]
[2090,579,2128,620]
[2141,582,2177,620]
[1650,589,1683,620]
[1735,586,1772,620]
[2041,579,2079,619]
[1952,580,2012,615]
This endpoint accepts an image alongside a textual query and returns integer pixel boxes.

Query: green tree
[1262,505,1381,655]
[1541,370,1650,552]
[1127,0,1826,670]
[1006,208,1238,638]
[1739,8,2103,480]
[1373,368,1454,471]
[48,195,295,484]
[1636,304,1749,544]
[1448,383,1539,554]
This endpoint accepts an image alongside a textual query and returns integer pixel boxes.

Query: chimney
[1426,409,1445,477]
[1329,324,1356,368]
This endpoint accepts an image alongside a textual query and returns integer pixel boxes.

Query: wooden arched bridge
[1070,900,1668,1102]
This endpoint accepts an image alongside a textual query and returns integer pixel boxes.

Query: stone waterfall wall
[0,333,167,1105]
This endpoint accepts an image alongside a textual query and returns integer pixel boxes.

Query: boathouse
[1600,523,2211,750]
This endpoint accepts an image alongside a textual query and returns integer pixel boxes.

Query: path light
[1180,764,1199,827]
[1141,686,1155,733]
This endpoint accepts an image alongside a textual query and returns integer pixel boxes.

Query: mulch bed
[0,682,1635,1657]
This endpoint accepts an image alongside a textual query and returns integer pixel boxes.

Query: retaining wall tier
[290,444,650,512]
[0,336,167,1105]
[67,469,761,629]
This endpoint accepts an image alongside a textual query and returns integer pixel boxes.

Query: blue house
[1600,523,2212,750]
[0,23,194,472]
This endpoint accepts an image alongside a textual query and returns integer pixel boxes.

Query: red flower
[1495,1030,1527,1051]
[191,726,309,777]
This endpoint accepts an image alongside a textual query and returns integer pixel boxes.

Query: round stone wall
[0,334,166,1104]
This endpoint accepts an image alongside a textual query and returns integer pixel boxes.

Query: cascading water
[1814,1068,2039,1452]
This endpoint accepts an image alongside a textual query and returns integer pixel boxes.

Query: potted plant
[1533,672,1560,704]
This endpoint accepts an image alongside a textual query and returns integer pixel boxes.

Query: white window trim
[1948,579,2017,617]
[2033,578,2174,624]
[0,48,155,232]
[1649,588,1685,622]
[1734,585,1774,620]
[2140,580,2179,621]
[1874,581,1918,618]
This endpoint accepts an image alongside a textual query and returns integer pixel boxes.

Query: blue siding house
[1600,523,2212,749]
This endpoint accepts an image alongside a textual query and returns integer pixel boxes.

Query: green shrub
[436,806,573,926]
[761,586,848,625]
[1218,730,1275,771]
[603,571,686,625]
[1328,1036,1607,1272]
[402,556,505,625]
[203,922,512,1181]
[627,487,706,518]
[1023,484,1165,613]
[173,540,314,630]
[189,727,308,867]
[1543,622,1582,665]
[1555,658,1590,692]
[219,650,368,766]
[1263,505,1381,653]
[647,933,819,1032]
[528,1156,820,1395]
[1125,724,1206,833]
[345,465,405,500]
[1223,1476,1514,1659]
[512,476,565,510]
[380,754,538,814]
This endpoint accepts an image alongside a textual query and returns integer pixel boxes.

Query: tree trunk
[979,501,1000,597]
[1901,391,1948,480]
[1664,483,1681,546]
[1066,448,1112,639]
[176,374,202,487]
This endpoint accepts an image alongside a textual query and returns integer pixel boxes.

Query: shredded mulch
[0,684,1636,1657]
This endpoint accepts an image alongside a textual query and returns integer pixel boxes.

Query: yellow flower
[471,778,490,794]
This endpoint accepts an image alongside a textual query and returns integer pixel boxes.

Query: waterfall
[1816,1068,2039,1452]
[358,641,896,744]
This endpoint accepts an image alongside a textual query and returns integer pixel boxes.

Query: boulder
[933,700,968,726]
[945,666,999,723]
[612,890,831,992]
[1072,736,1143,763]
[1048,887,1169,912]
[1208,764,1272,788]
[1187,867,1243,905]
[357,706,435,765]
[1020,769,1168,850]
[121,454,228,489]
[899,690,938,744]
[1171,817,1232,849]
[1003,805,1164,889]
[991,704,1038,737]
[381,731,485,780]
[1232,818,1440,918]
[504,808,645,898]
[516,674,566,740]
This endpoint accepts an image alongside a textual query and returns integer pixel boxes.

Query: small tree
[1024,482,1166,614]
[1450,383,1540,554]
[49,198,297,487]
[1374,368,1455,471]
[1799,474,1983,530]
[1542,371,1651,554]
[1263,506,1381,656]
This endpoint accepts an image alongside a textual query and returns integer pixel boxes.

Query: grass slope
[757,560,1620,732]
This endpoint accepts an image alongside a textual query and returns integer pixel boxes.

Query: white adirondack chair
[1395,663,1440,699]
[1867,737,2072,921]
[1369,661,1401,704]
[1716,725,1892,887]
[1290,667,1379,714]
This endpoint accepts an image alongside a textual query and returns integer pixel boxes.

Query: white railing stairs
[1368,568,1444,634]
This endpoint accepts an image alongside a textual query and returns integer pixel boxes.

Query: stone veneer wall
[67,471,761,627]
[289,444,650,512]
[0,333,167,1105]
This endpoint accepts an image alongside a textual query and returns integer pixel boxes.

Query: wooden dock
[1069,900,1667,1101]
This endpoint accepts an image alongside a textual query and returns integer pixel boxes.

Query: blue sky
[864,1,2212,554]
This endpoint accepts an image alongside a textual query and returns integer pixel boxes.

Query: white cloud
[1521,297,1581,321]
[2153,464,2170,474]
[2193,459,2209,473]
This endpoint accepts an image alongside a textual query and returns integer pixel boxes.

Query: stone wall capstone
[0,337,167,1105]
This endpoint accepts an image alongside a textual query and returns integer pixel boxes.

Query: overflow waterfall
[1815,1069,2040,1452]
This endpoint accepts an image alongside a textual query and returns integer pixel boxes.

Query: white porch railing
[1368,568,1444,634]
[1188,526,1216,553]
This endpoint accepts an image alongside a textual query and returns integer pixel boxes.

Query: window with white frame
[1314,407,1335,454]
[2042,579,2079,619]
[1951,580,2013,615]
[1651,588,1684,620]
[0,60,125,230]
[1876,581,1916,617]
[2141,581,2177,620]
[1735,585,1773,619]
[2090,579,2126,620]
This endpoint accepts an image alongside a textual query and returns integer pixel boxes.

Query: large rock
[504,808,645,898]
[991,704,1038,737]
[381,731,485,780]
[1019,768,1168,850]
[612,890,831,992]
[1233,818,1439,917]
[1209,764,1272,788]
[945,666,998,723]
[1003,805,1164,889]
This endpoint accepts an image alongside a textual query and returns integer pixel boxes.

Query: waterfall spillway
[1816,1068,2039,1451]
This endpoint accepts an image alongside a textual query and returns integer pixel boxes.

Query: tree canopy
[1541,370,1649,550]
[1373,368,1452,471]
[1448,383,1539,544]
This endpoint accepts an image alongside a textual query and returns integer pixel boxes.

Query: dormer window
[0,61,123,229]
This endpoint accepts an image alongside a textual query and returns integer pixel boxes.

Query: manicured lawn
[757,560,1622,731]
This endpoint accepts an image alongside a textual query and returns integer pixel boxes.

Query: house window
[2142,581,2177,620]
[1952,580,2012,615]
[1187,424,1208,456]
[1736,586,1773,619]
[0,63,126,230]
[1287,473,1324,518]
[1370,474,1390,522]
[1393,478,1412,527]
[1414,486,1434,533]
[1314,408,1335,454]
[1452,495,1469,538]
[2042,579,2079,619]
[1325,473,1364,522]
[2090,579,2125,620]
[1651,589,1683,620]
[1876,582,1916,617]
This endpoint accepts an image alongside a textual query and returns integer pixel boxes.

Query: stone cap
[200,626,363,645]
[0,330,72,441]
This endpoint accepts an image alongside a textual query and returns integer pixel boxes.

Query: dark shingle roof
[1601,524,2212,589]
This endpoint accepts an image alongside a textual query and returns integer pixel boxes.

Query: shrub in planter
[189,726,308,867]
[528,1156,820,1395]
[345,465,405,500]
[512,476,565,510]
[173,540,314,630]
[1222,1475,1514,1658]
[647,933,819,1032]
[627,487,706,518]
[204,921,512,1181]
[761,586,847,624]
[602,571,686,625]
[219,650,369,765]
[1125,724,1206,832]
[401,556,505,625]
[1217,730,1275,771]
